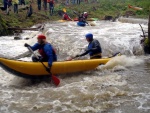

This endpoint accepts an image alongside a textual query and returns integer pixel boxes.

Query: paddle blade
[52,75,60,86]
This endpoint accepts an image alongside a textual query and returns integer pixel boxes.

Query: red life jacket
[63,13,71,20]
[63,14,68,20]
[47,0,54,3]
[38,44,56,58]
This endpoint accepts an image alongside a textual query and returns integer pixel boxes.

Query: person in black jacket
[76,33,102,59]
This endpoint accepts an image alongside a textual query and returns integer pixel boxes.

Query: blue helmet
[85,33,93,40]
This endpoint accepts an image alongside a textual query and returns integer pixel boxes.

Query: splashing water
[0,21,150,113]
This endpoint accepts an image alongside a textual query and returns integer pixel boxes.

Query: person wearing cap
[37,0,41,10]
[24,34,57,69]
[76,33,102,59]
[47,0,54,16]
[83,12,88,19]
[77,12,89,25]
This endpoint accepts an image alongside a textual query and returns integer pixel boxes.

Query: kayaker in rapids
[62,12,72,21]
[78,12,89,24]
[24,34,57,71]
[76,33,102,59]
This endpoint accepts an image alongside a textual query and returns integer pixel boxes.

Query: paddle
[108,52,121,58]
[66,56,78,61]
[139,24,146,44]
[27,46,60,86]
[139,24,146,38]
[67,52,121,61]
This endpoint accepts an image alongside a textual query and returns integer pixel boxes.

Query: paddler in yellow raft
[75,33,102,59]
[24,34,57,71]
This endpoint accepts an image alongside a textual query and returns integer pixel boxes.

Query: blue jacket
[30,43,57,67]
[80,39,102,57]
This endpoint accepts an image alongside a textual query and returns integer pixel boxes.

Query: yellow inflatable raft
[0,57,110,79]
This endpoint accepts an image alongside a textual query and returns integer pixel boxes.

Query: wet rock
[104,16,113,21]
[14,36,22,40]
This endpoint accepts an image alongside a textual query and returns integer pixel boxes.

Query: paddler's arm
[24,43,40,51]
[44,44,54,67]
[76,48,97,57]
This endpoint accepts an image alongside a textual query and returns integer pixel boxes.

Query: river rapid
[0,20,150,113]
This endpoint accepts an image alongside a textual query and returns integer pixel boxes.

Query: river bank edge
[0,2,149,36]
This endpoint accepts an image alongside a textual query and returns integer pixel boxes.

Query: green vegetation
[0,0,149,36]
[64,0,150,19]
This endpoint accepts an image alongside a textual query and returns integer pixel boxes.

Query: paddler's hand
[24,43,30,47]
[75,54,80,58]
[46,66,51,73]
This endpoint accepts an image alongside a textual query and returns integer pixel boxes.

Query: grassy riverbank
[0,0,149,36]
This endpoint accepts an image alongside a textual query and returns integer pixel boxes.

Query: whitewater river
[0,20,150,113]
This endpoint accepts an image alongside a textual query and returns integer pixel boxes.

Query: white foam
[99,55,144,70]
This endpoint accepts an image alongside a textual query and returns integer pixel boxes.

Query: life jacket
[83,13,88,19]
[78,13,86,22]
[47,0,54,4]
[88,39,102,56]
[38,43,56,59]
[63,13,70,20]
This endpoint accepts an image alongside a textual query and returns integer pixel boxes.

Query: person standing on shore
[12,0,19,13]
[43,0,47,10]
[19,0,25,5]
[26,1,33,18]
[47,0,54,16]
[3,0,7,10]
[77,0,80,4]
[37,0,41,10]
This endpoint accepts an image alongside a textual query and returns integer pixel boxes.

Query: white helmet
[84,12,87,14]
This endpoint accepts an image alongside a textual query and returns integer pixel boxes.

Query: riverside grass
[0,0,149,36]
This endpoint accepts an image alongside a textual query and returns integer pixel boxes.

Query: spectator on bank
[26,1,33,18]
[37,0,41,10]
[72,0,76,4]
[85,0,88,3]
[12,0,19,13]
[19,0,25,5]
[47,0,54,16]
[77,0,80,4]
[3,0,7,10]
[6,0,12,15]
[43,0,47,10]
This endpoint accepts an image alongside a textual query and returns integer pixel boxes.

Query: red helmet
[37,34,46,39]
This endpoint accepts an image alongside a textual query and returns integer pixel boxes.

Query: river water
[0,20,150,113]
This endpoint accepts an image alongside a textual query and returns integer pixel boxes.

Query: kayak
[0,57,111,79]
[128,5,143,11]
[77,22,86,27]
[58,18,98,22]
[58,20,72,22]
[74,18,98,21]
